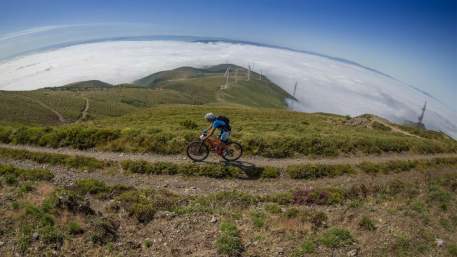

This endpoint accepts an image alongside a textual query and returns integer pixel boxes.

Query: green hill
[53,80,113,90]
[135,64,292,107]
[0,64,292,125]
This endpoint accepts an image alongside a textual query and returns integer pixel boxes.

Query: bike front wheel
[186,141,209,161]
[222,142,243,161]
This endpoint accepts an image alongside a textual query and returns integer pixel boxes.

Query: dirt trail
[1,143,456,168]
[371,116,419,138]
[3,157,454,197]
[76,97,89,123]
[16,94,66,123]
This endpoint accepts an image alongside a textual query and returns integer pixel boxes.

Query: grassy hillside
[135,64,292,108]
[1,105,455,158]
[0,64,292,125]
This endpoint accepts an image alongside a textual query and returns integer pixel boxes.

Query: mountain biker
[202,112,231,155]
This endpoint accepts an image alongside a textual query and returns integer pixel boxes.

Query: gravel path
[0,143,456,168]
[75,97,89,123]
[3,157,453,197]
[1,142,456,196]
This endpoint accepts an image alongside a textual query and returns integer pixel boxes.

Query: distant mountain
[49,80,113,90]
[0,64,293,125]
[134,64,293,108]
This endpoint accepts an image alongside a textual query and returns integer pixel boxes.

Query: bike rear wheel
[222,142,243,161]
[187,141,209,161]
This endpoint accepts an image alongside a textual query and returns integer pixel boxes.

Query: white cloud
[0,40,456,138]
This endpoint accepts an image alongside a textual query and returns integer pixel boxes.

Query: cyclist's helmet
[205,112,216,122]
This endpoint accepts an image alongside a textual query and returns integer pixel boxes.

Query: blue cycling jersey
[212,119,227,130]
[211,119,230,142]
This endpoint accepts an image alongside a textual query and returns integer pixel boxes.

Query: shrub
[357,162,383,174]
[287,164,353,179]
[0,127,12,143]
[19,182,34,193]
[74,179,109,195]
[121,160,240,178]
[264,203,281,214]
[250,210,266,228]
[260,166,281,178]
[390,233,433,256]
[39,225,64,245]
[319,228,354,249]
[7,126,120,150]
[260,192,293,205]
[45,189,94,214]
[310,211,328,229]
[0,147,105,171]
[346,184,369,199]
[90,217,118,245]
[0,164,53,182]
[178,164,240,178]
[200,191,257,210]
[290,239,316,257]
[216,221,243,256]
[144,239,153,248]
[357,160,418,174]
[10,127,47,145]
[5,174,18,185]
[385,160,417,173]
[68,222,84,235]
[17,203,64,252]
[284,208,300,219]
[359,216,376,231]
[115,189,179,223]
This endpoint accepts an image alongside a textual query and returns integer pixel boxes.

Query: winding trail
[76,97,90,123]
[16,94,66,123]
[0,143,455,168]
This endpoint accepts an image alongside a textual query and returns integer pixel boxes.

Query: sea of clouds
[0,40,456,138]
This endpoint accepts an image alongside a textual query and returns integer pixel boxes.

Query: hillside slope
[0,64,292,125]
[0,105,455,158]
[135,64,292,108]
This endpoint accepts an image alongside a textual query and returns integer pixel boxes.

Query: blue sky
[0,0,456,108]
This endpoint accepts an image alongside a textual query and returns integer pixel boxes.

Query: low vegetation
[0,163,54,183]
[0,147,106,171]
[1,105,455,158]
[216,221,243,256]
[1,161,456,256]
[286,163,354,179]
[120,160,241,178]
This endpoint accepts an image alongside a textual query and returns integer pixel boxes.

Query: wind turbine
[235,68,239,83]
[417,101,427,128]
[290,82,298,110]
[247,64,254,81]
[293,82,298,98]
[223,66,231,89]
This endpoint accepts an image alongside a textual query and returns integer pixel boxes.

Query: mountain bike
[186,131,243,162]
